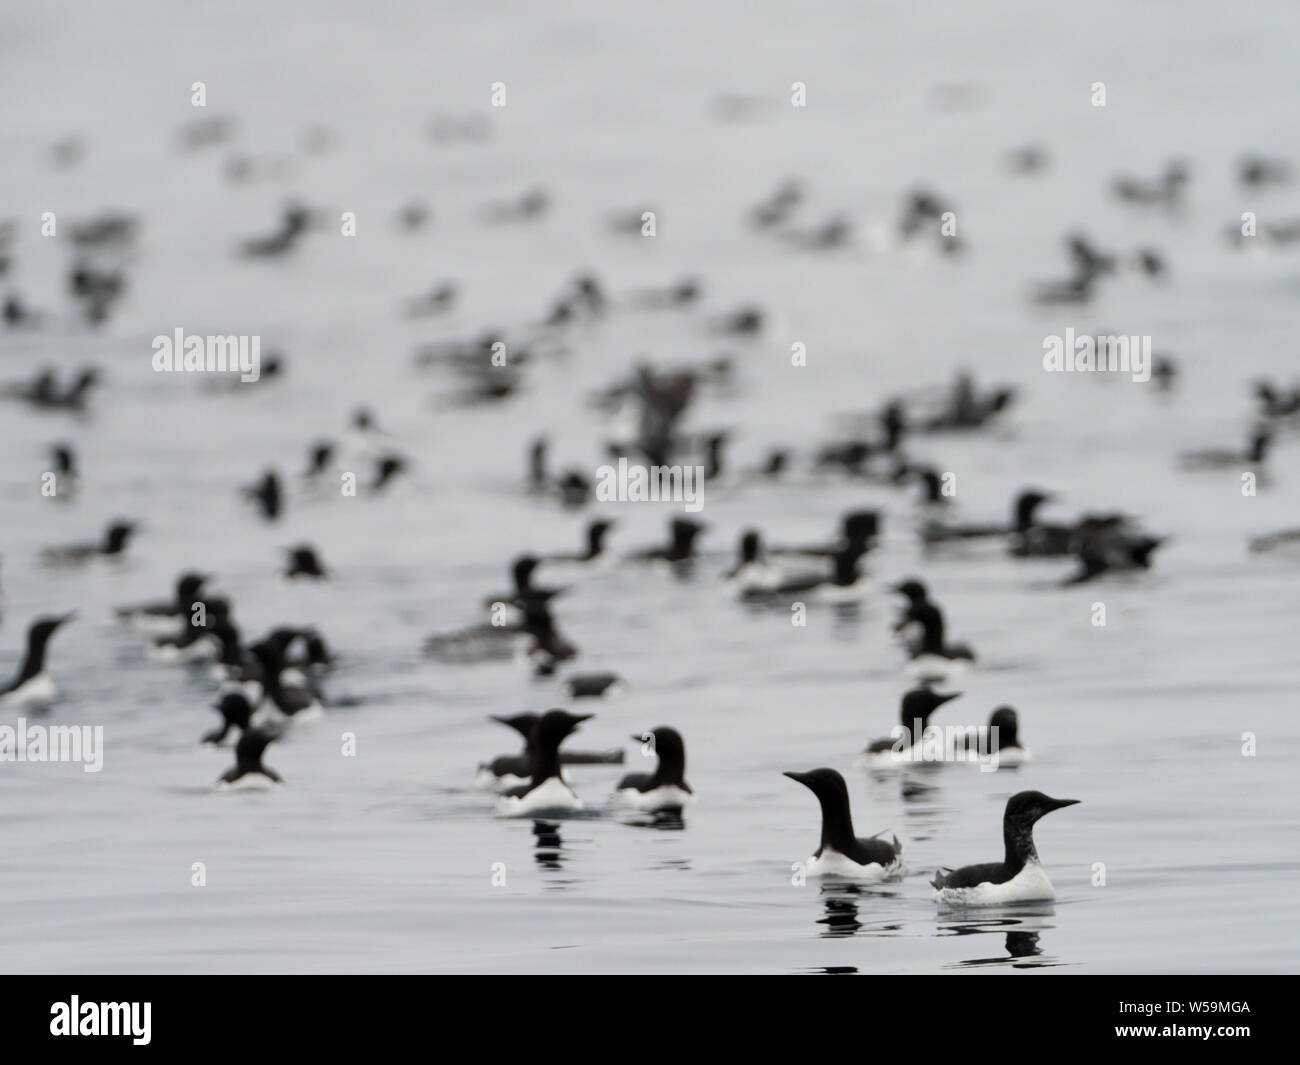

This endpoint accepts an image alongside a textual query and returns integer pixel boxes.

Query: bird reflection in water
[941,914,1062,969]
[815,883,904,939]
[615,807,686,831]
[533,820,563,870]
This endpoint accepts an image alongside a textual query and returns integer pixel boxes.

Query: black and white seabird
[147,596,227,662]
[629,518,707,566]
[535,520,616,580]
[931,791,1079,904]
[1178,427,1272,470]
[371,454,407,492]
[215,728,284,790]
[476,712,540,789]
[983,707,1031,767]
[723,529,783,593]
[613,727,693,812]
[202,691,254,746]
[494,709,593,816]
[783,768,903,880]
[242,469,283,521]
[249,639,324,722]
[477,711,622,791]
[742,542,868,605]
[1062,520,1166,584]
[923,489,1057,545]
[566,672,623,698]
[41,520,136,565]
[0,613,75,708]
[115,571,208,634]
[1112,159,1188,206]
[284,545,328,580]
[895,597,975,676]
[858,687,962,765]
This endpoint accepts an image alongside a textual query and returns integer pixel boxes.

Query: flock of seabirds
[2,105,1299,910]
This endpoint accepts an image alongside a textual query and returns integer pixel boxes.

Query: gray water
[1,0,1298,974]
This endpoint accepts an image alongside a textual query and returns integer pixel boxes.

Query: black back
[784,768,899,867]
[223,727,282,783]
[5,614,74,690]
[585,520,613,559]
[619,727,690,793]
[103,521,136,555]
[932,791,1078,889]
[988,706,1020,749]
[517,709,591,791]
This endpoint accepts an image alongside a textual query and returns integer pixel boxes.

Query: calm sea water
[1,0,1298,974]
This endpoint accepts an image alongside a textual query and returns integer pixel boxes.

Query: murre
[783,768,903,880]
[931,790,1079,905]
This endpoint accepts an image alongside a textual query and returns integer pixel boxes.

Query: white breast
[214,772,281,792]
[494,776,583,817]
[989,744,1032,768]
[728,562,785,594]
[904,654,970,681]
[803,848,904,882]
[0,673,57,708]
[612,784,694,811]
[933,860,1055,906]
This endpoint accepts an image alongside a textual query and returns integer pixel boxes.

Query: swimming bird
[724,529,784,594]
[771,510,880,561]
[248,639,324,722]
[48,443,78,497]
[896,599,975,677]
[215,727,284,790]
[931,791,1078,904]
[1249,528,1300,554]
[923,489,1057,544]
[371,454,407,492]
[1253,381,1300,421]
[1112,159,1188,207]
[301,440,336,485]
[741,542,868,605]
[628,276,702,308]
[477,711,623,790]
[242,469,283,521]
[239,204,311,257]
[284,545,327,580]
[41,520,136,565]
[116,572,209,634]
[1238,154,1292,188]
[1178,427,1271,470]
[0,613,75,708]
[783,769,903,880]
[1061,524,1166,584]
[201,691,254,746]
[629,518,707,565]
[404,281,457,316]
[918,373,1017,432]
[566,672,623,698]
[613,727,692,812]
[983,707,1031,767]
[858,687,962,763]
[494,710,593,816]
[148,597,227,662]
[535,520,615,579]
